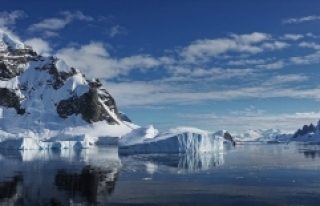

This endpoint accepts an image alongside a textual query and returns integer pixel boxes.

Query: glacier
[119,126,224,154]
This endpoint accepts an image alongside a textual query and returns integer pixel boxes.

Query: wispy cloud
[106,25,127,38]
[290,51,320,65]
[256,60,285,70]
[179,32,290,63]
[281,34,304,41]
[0,10,27,28]
[24,38,51,55]
[261,41,289,50]
[228,59,266,66]
[283,15,320,24]
[57,42,161,79]
[180,32,270,63]
[105,77,320,108]
[28,11,93,34]
[299,41,320,50]
[263,74,308,85]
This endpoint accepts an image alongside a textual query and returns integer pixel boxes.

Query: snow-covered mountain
[0,30,136,148]
[232,129,292,142]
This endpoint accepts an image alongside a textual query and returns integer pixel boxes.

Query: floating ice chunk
[0,137,89,150]
[119,126,223,154]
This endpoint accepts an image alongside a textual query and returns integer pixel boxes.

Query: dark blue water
[0,143,320,205]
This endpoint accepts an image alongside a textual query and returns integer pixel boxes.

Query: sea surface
[0,143,320,205]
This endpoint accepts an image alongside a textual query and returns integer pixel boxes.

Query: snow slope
[119,126,224,154]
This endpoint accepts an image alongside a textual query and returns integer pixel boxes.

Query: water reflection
[0,174,23,202]
[55,166,119,204]
[120,152,224,173]
[298,144,320,159]
[0,147,121,205]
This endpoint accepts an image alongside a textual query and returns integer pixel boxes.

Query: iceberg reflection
[121,152,224,173]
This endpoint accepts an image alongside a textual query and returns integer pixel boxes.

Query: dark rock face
[0,88,25,114]
[0,48,34,80]
[0,62,24,80]
[292,123,316,138]
[118,112,132,122]
[223,132,235,145]
[57,88,119,124]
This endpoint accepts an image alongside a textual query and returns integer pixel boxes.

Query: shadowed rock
[292,123,316,138]
[223,132,235,146]
[0,88,25,114]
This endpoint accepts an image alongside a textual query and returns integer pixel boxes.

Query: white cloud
[0,10,27,27]
[57,42,160,79]
[263,74,308,85]
[28,11,93,32]
[290,51,320,65]
[106,25,127,38]
[282,34,304,41]
[24,38,51,55]
[230,32,271,44]
[299,41,320,50]
[105,77,320,107]
[29,18,69,31]
[256,60,285,70]
[261,41,289,50]
[228,59,266,66]
[60,11,93,21]
[180,33,291,63]
[180,32,270,63]
[283,15,320,24]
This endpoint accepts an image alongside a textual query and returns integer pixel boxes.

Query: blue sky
[1,1,320,132]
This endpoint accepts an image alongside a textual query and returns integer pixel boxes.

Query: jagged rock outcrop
[223,131,235,145]
[292,123,316,138]
[57,88,119,124]
[0,88,25,114]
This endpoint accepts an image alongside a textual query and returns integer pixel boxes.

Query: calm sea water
[0,143,320,205]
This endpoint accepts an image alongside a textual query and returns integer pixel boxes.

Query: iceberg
[119,126,224,154]
[0,137,90,150]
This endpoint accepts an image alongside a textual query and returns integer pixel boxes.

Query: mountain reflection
[0,174,23,202]
[121,152,224,173]
[298,144,320,159]
[0,147,121,205]
[55,166,119,204]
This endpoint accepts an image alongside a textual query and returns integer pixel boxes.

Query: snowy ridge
[232,129,291,142]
